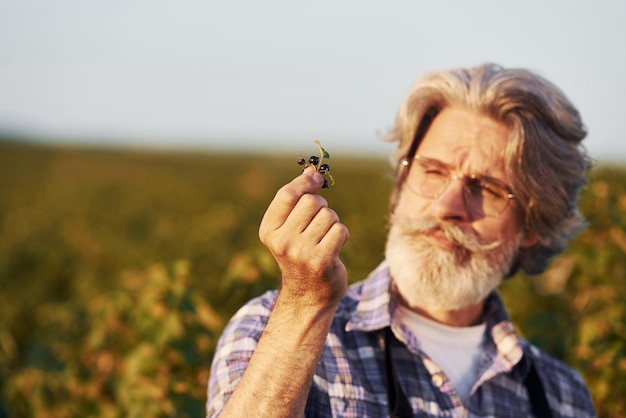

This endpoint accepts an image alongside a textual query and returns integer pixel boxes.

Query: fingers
[283,193,329,234]
[258,163,347,265]
[301,206,346,246]
[319,221,350,256]
[260,166,325,235]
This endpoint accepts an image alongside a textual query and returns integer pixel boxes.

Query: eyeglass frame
[399,154,517,217]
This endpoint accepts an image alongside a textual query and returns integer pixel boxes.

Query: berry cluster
[298,140,335,189]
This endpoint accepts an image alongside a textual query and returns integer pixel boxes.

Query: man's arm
[209,166,349,417]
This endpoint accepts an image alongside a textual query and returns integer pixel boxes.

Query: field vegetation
[0,140,624,417]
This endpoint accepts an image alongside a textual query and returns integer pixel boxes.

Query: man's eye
[424,168,447,176]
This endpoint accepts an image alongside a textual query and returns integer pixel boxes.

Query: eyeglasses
[401,154,516,217]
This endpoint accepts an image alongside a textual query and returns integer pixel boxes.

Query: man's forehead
[417,107,509,175]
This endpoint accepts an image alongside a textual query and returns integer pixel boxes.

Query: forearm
[218,293,337,418]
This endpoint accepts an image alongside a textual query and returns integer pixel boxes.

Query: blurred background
[1,0,626,160]
[1,1,625,417]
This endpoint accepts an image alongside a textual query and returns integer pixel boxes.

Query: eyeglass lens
[406,157,511,217]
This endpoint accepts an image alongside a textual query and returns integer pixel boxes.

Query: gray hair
[384,63,592,275]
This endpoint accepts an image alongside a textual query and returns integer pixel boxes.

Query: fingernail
[312,171,324,185]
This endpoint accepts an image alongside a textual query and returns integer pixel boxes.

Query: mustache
[389,214,501,253]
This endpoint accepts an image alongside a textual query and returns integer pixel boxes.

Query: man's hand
[259,166,349,307]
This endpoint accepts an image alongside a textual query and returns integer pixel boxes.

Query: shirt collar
[478,292,526,378]
[345,261,394,332]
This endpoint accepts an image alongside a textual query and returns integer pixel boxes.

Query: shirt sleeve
[205,291,277,418]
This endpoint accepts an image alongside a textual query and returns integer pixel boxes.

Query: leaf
[315,140,330,159]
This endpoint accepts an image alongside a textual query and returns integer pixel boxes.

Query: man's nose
[431,178,470,222]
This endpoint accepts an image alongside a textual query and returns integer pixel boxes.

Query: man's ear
[520,229,540,248]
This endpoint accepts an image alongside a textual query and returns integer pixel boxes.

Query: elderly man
[206,64,596,417]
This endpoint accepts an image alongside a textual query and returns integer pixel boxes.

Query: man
[206,63,596,417]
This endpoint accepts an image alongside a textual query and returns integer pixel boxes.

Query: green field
[0,140,624,417]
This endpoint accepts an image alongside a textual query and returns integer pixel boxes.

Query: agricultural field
[0,140,624,417]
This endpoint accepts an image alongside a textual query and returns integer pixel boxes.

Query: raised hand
[259,165,349,307]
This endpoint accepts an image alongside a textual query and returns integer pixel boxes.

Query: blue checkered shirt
[207,261,596,417]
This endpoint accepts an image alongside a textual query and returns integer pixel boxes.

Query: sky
[0,0,624,161]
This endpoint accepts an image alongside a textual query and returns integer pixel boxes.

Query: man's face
[385,107,535,312]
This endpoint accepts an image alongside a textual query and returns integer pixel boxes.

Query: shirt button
[431,374,444,388]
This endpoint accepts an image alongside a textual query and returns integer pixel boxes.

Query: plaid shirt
[207,261,596,417]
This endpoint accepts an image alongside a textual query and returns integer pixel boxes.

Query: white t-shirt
[397,305,486,405]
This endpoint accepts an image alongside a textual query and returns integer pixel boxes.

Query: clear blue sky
[1,0,624,161]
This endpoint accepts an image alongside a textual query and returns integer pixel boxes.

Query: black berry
[297,140,335,189]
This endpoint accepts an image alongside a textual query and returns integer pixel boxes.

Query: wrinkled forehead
[414,107,511,179]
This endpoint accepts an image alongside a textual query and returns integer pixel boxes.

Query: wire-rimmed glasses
[401,154,516,217]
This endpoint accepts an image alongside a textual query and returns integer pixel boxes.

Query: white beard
[385,213,522,311]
